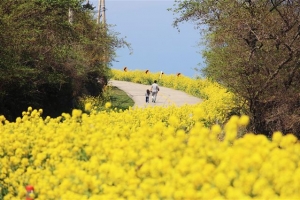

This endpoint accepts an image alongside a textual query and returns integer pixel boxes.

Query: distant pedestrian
[150,80,159,103]
[145,89,150,103]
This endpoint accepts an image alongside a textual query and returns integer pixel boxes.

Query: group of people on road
[145,80,160,103]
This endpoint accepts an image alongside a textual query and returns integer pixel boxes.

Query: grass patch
[109,86,134,110]
[78,86,134,112]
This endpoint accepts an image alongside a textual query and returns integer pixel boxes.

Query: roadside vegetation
[78,85,134,112]
[1,70,300,199]
[0,0,129,120]
[109,86,135,111]
[1,1,300,199]
[171,0,300,138]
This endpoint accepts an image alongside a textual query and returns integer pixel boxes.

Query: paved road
[109,80,202,107]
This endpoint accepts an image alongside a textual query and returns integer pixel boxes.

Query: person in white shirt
[150,80,160,103]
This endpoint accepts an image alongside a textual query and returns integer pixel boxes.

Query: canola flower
[111,69,239,126]
[1,106,300,199]
[1,70,300,199]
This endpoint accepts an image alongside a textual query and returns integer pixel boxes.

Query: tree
[171,0,300,137]
[0,0,128,120]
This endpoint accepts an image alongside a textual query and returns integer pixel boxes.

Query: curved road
[109,80,202,107]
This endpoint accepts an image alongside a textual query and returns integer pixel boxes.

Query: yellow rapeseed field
[0,69,299,199]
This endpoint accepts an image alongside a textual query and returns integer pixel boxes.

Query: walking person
[145,89,150,103]
[150,80,159,103]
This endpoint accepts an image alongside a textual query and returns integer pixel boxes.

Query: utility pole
[97,0,106,24]
[101,0,106,24]
[97,0,101,24]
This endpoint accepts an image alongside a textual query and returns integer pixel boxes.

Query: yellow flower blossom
[280,134,297,148]
[105,102,112,108]
[214,172,230,192]
[85,102,92,111]
[238,115,250,126]
[1,70,300,199]
[72,109,82,118]
[27,106,33,112]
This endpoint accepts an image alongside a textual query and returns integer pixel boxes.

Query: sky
[89,0,206,78]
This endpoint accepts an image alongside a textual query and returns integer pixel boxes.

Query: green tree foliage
[0,0,128,120]
[172,0,300,137]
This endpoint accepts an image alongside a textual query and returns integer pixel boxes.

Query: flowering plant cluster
[0,70,299,199]
[112,69,240,125]
[1,106,300,199]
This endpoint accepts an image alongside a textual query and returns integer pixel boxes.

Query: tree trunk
[68,7,74,24]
